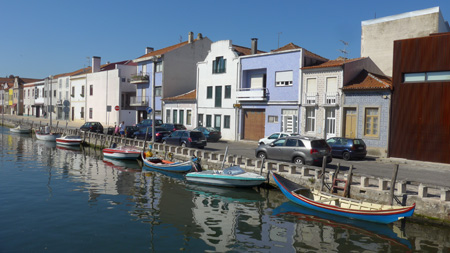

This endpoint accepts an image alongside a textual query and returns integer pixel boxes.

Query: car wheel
[343,152,351,161]
[293,157,305,165]
[257,152,267,160]
[181,142,186,147]
[259,142,265,146]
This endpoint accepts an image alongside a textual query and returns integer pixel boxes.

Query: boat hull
[102,148,141,160]
[142,154,194,173]
[271,172,415,224]
[35,132,61,141]
[186,172,266,187]
[56,137,82,146]
[10,127,31,134]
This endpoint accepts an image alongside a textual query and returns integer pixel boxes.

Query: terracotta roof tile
[302,57,367,70]
[343,70,392,91]
[136,38,207,61]
[232,45,266,56]
[163,90,196,101]
[272,43,328,61]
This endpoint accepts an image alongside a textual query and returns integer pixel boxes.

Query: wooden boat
[102,145,141,160]
[141,152,199,173]
[10,125,32,134]
[271,172,415,224]
[185,166,266,187]
[56,135,82,146]
[35,131,61,141]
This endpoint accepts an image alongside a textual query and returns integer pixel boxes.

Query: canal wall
[2,119,450,224]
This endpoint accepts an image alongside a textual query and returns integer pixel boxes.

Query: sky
[1,0,450,79]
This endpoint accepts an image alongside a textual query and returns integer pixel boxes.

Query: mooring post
[389,164,399,206]
[343,165,354,197]
[320,156,327,191]
[259,157,265,175]
[143,127,149,153]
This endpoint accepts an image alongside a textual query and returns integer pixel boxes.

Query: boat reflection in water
[56,144,82,152]
[102,157,142,172]
[272,201,412,251]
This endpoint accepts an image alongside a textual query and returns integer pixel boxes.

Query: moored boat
[271,172,415,224]
[10,125,32,134]
[102,145,141,160]
[35,131,61,141]
[185,166,266,187]
[56,135,82,146]
[141,152,200,173]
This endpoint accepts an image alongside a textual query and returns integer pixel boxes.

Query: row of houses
[1,7,450,163]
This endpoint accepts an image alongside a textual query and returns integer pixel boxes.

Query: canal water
[1,126,449,252]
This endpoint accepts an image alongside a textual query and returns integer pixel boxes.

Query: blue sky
[1,0,449,79]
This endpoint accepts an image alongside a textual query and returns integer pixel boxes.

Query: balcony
[304,93,318,105]
[130,96,149,107]
[130,72,149,84]
[324,92,340,106]
[236,88,268,101]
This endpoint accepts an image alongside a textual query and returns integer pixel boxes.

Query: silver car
[255,136,332,165]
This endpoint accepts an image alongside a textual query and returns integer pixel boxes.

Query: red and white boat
[56,135,83,146]
[102,145,141,160]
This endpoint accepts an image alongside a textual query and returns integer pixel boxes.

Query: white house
[196,40,254,140]
[163,90,197,130]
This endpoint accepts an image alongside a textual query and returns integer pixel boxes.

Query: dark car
[80,122,104,133]
[194,126,221,142]
[124,126,140,138]
[162,130,207,148]
[160,123,187,132]
[255,136,332,165]
[132,126,171,142]
[326,137,367,160]
[136,119,163,128]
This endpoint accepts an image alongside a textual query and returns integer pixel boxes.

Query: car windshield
[311,140,329,149]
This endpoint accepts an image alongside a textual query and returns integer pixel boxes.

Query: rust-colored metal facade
[389,33,450,163]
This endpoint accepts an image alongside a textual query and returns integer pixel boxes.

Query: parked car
[136,119,163,128]
[132,126,171,142]
[80,122,104,133]
[255,136,332,165]
[162,130,207,148]
[326,137,367,160]
[258,132,299,145]
[124,126,140,138]
[160,123,187,132]
[194,126,221,142]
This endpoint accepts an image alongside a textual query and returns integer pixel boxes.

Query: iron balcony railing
[236,88,268,101]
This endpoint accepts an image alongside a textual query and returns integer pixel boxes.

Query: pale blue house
[237,41,327,141]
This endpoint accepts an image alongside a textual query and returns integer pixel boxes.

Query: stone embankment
[3,118,450,224]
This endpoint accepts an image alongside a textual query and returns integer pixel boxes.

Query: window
[224,85,231,98]
[306,78,317,100]
[173,109,178,123]
[89,85,93,96]
[66,91,69,100]
[81,86,85,96]
[179,110,184,124]
[198,114,203,126]
[325,108,336,136]
[224,115,230,129]
[275,71,293,86]
[207,86,213,99]
[364,108,379,137]
[326,77,338,103]
[187,110,192,125]
[404,71,450,82]
[66,79,69,88]
[72,87,75,97]
[89,108,93,119]
[306,107,315,132]
[155,86,162,97]
[250,73,266,89]
[166,109,171,123]
[54,90,56,97]
[59,79,62,88]
[215,86,222,107]
[206,115,212,127]
[212,56,226,73]
[59,92,61,100]
[156,61,163,72]
[268,115,278,123]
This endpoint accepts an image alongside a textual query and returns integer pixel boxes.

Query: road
[3,114,450,188]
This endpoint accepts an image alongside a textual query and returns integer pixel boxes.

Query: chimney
[92,56,101,73]
[146,47,154,54]
[197,33,203,40]
[251,38,258,55]
[188,31,194,43]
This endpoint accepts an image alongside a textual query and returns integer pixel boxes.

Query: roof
[100,60,136,71]
[272,43,328,61]
[163,90,196,102]
[343,70,392,91]
[135,38,207,61]
[302,57,367,70]
[232,44,266,56]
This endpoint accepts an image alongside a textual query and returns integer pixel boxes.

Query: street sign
[146,107,152,114]
[63,107,70,113]
[115,106,120,111]
[63,100,70,107]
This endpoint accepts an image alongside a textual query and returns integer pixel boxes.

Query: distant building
[163,90,196,130]
[361,7,450,77]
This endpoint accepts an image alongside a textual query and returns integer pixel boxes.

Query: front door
[243,109,265,141]
[344,108,357,139]
[325,108,336,139]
